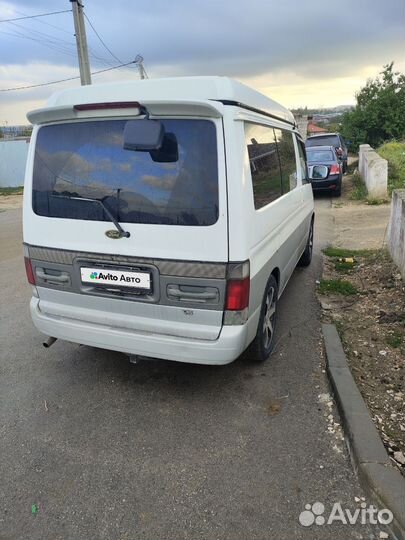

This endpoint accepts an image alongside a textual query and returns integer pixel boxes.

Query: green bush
[341,63,405,151]
[377,141,405,193]
[0,186,24,196]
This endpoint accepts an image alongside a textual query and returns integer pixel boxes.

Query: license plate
[80,267,151,290]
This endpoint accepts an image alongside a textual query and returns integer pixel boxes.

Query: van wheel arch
[271,267,280,290]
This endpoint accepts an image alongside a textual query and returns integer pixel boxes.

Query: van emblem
[105,229,122,239]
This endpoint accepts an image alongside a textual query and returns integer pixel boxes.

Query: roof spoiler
[26,100,223,125]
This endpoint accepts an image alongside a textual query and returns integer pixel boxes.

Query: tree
[341,63,405,150]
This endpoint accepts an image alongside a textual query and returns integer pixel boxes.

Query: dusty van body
[23,77,314,365]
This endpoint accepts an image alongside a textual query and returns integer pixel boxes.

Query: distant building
[307,122,328,135]
[0,125,32,139]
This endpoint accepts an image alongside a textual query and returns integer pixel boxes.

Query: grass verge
[319,279,358,296]
[377,141,405,194]
[323,247,376,258]
[0,186,23,196]
[350,172,367,200]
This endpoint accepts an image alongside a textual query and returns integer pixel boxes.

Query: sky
[0,0,404,125]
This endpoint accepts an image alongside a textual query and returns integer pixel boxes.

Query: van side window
[245,123,282,209]
[297,138,309,183]
[274,129,297,193]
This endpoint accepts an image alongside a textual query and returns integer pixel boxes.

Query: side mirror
[310,165,329,180]
[123,119,165,151]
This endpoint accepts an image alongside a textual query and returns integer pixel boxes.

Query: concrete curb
[322,323,405,540]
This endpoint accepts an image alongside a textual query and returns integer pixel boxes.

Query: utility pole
[70,0,91,85]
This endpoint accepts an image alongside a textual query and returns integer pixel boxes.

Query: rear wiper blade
[51,194,130,238]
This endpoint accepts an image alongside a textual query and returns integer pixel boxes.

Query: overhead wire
[13,8,73,35]
[0,8,137,92]
[1,14,117,69]
[0,60,136,92]
[83,12,123,64]
[0,10,71,23]
[11,7,114,65]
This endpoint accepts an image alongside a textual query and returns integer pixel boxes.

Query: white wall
[0,139,30,187]
[358,144,388,199]
[387,189,405,279]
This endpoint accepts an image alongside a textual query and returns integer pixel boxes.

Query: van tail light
[226,277,250,311]
[330,164,340,175]
[224,261,250,325]
[24,257,36,285]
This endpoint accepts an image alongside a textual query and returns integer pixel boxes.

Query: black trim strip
[214,99,297,128]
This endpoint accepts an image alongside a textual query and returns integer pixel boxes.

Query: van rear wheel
[298,220,314,267]
[249,275,278,362]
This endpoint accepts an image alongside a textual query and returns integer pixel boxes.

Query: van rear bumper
[30,298,248,365]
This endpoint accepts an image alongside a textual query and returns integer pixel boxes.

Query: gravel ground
[0,205,385,540]
[319,249,405,474]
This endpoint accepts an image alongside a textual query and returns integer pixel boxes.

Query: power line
[1,23,79,59]
[7,20,78,49]
[83,13,123,64]
[0,60,136,92]
[13,8,73,35]
[1,22,116,68]
[13,8,117,68]
[0,10,71,23]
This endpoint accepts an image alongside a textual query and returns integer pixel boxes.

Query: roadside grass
[366,197,389,205]
[349,172,388,204]
[386,331,404,349]
[323,247,388,275]
[334,260,355,273]
[377,140,405,194]
[319,279,358,296]
[346,158,358,174]
[0,186,23,196]
[350,172,367,200]
[323,247,376,258]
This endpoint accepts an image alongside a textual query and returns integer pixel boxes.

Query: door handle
[36,269,70,283]
[167,285,218,301]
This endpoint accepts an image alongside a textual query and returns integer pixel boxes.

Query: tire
[298,220,314,267]
[334,179,342,197]
[249,275,278,362]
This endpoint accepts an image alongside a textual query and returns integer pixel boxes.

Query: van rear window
[306,136,339,147]
[32,119,219,226]
[306,150,334,161]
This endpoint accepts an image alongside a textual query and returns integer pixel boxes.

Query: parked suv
[23,76,314,365]
[306,132,348,172]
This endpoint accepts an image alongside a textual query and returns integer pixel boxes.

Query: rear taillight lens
[330,164,340,175]
[24,257,35,285]
[225,277,250,311]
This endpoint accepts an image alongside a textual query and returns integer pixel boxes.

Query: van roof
[34,76,295,126]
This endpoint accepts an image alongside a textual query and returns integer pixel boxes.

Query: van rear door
[25,116,228,341]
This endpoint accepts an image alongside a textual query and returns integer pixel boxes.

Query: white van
[23,76,314,365]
